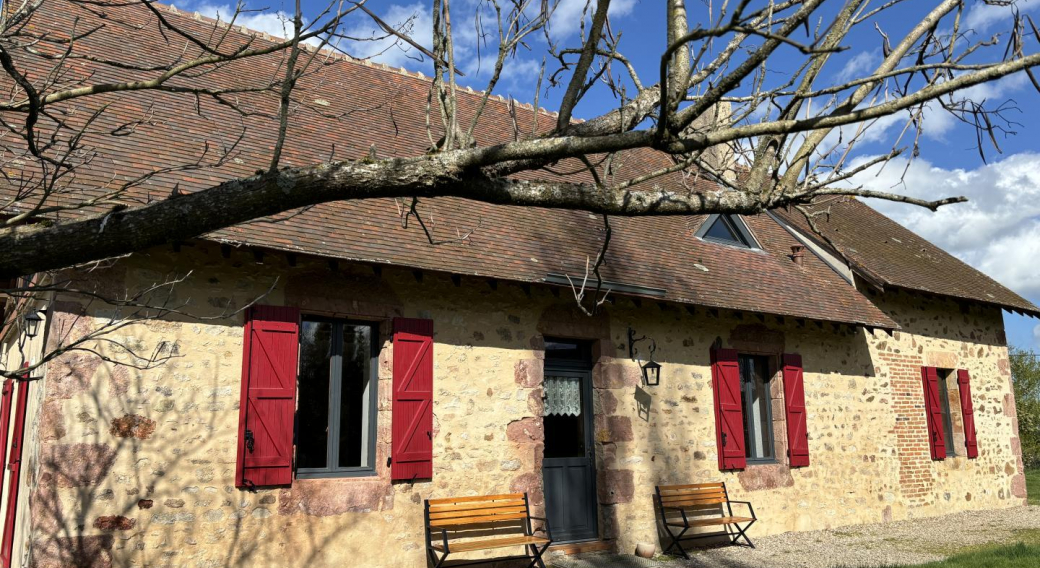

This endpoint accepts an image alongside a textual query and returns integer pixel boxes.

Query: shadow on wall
[622,311,879,549]
[29,304,368,567]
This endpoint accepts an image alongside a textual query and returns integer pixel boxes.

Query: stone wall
[22,243,1024,568]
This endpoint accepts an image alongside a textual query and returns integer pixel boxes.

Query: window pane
[297,320,333,469]
[544,340,588,362]
[338,324,372,468]
[543,375,585,459]
[703,216,750,247]
[739,355,773,460]
[939,371,956,456]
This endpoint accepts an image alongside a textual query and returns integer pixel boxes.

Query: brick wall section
[877,343,931,504]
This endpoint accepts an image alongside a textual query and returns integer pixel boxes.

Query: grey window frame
[739,354,777,464]
[695,214,760,249]
[938,369,956,457]
[296,317,380,479]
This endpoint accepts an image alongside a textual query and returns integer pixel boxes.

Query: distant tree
[1010,347,1040,469]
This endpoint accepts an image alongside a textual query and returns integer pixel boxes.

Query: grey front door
[541,368,598,542]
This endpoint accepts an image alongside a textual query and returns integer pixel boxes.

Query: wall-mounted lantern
[23,311,43,339]
[628,327,662,387]
[640,357,661,387]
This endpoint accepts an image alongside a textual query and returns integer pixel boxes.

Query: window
[696,214,758,248]
[739,354,775,462]
[937,369,957,457]
[296,318,378,478]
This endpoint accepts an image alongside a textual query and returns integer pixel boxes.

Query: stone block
[92,516,136,531]
[506,417,543,443]
[109,414,156,439]
[39,443,115,488]
[597,469,634,504]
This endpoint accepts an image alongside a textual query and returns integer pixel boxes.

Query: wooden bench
[655,482,756,557]
[424,493,552,568]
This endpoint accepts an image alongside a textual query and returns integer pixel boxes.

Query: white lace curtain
[544,375,582,417]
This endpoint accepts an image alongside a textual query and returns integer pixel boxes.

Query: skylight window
[696,214,759,249]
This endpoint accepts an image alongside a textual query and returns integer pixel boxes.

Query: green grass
[856,543,1040,568]
[1026,469,1040,506]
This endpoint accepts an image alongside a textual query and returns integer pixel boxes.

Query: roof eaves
[205,235,900,329]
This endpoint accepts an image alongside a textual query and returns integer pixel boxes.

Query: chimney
[790,245,806,266]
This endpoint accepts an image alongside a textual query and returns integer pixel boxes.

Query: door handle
[722,432,728,447]
[245,429,255,453]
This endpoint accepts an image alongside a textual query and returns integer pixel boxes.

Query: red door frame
[0,373,29,568]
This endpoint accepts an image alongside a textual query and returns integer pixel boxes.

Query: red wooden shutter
[1,375,29,567]
[957,369,979,459]
[0,380,13,506]
[711,348,746,470]
[921,366,946,460]
[235,305,300,488]
[782,354,810,467]
[392,318,434,481]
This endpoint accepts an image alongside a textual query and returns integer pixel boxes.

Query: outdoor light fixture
[23,311,43,339]
[640,357,661,387]
[628,327,662,387]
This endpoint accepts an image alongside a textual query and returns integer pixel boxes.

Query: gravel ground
[671,505,1040,568]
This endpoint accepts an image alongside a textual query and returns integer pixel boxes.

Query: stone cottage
[0,2,1036,567]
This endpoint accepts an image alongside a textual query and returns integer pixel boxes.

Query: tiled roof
[777,199,1040,316]
[14,1,1029,327]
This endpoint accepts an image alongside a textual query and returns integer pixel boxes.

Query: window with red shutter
[921,366,946,460]
[711,348,746,470]
[236,305,300,488]
[391,318,434,481]
[957,370,979,459]
[782,354,810,467]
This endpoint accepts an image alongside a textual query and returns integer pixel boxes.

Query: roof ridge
[156,2,567,120]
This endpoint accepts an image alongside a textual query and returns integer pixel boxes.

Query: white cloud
[964,0,1040,32]
[835,50,878,83]
[846,152,1040,297]
[194,3,293,39]
[342,3,434,69]
[546,0,638,37]
[812,70,1029,160]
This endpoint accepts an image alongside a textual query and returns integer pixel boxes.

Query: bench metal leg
[525,542,550,568]
[729,519,756,548]
[662,524,691,559]
[427,548,448,568]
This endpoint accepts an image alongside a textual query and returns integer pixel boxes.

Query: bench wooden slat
[659,487,727,497]
[428,506,529,520]
[428,499,527,514]
[660,497,727,507]
[659,491,726,501]
[661,493,728,501]
[658,483,726,491]
[429,511,528,528]
[430,535,550,553]
[665,516,754,528]
[427,493,524,505]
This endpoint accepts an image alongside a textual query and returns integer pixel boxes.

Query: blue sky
[177,0,1040,351]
